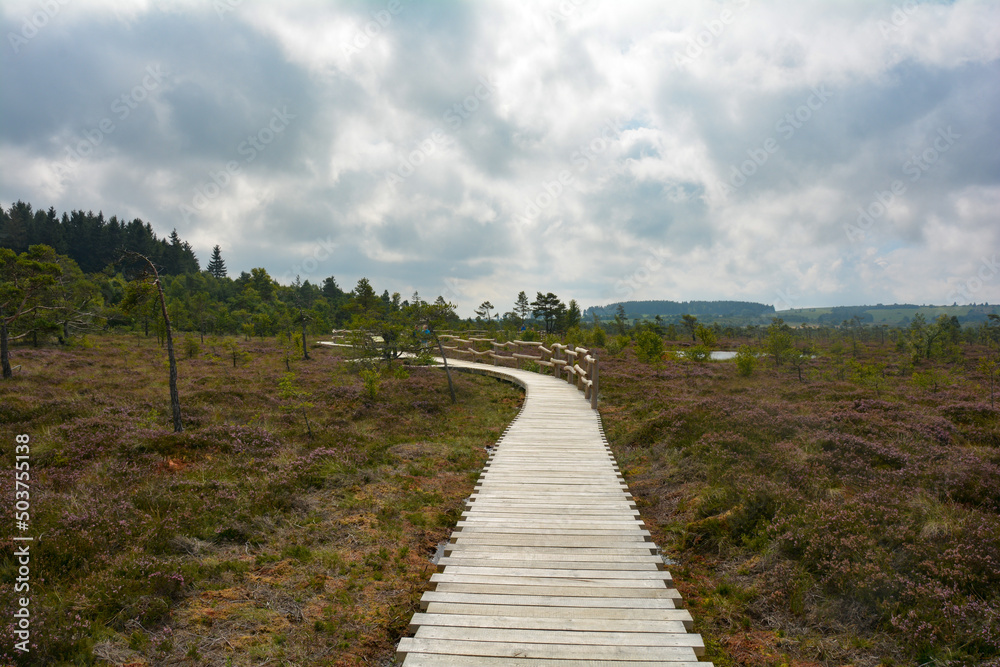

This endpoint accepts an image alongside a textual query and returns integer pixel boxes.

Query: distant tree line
[586,299,775,320]
[0,201,199,275]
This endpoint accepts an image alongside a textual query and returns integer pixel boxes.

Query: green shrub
[565,326,585,347]
[359,368,381,400]
[635,329,664,363]
[606,335,630,356]
[590,326,607,348]
[735,345,757,376]
[520,360,541,373]
[695,324,717,347]
[282,545,313,562]
[686,345,711,362]
[411,349,437,365]
[69,334,95,349]
[183,336,200,358]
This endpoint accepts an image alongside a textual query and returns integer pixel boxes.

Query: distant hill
[586,300,775,321]
[778,303,997,326]
[585,300,998,327]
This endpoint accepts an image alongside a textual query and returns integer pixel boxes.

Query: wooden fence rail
[439,336,599,409]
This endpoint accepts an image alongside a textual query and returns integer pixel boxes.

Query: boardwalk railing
[439,335,599,409]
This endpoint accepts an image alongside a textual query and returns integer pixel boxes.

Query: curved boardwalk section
[397,358,712,665]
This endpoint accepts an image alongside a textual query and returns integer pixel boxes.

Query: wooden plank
[413,626,705,652]
[419,591,679,609]
[437,555,664,567]
[456,519,645,527]
[402,655,711,667]
[475,479,627,486]
[431,583,682,598]
[437,566,672,580]
[461,508,639,516]
[397,638,701,660]
[464,501,635,508]
[451,530,651,540]
[438,554,664,564]
[409,613,688,634]
[451,527,651,537]
[455,514,641,523]
[449,535,652,546]
[444,544,659,555]
[430,574,672,589]
[421,602,694,630]
[399,357,706,666]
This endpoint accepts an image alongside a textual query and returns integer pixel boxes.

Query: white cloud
[1,0,998,314]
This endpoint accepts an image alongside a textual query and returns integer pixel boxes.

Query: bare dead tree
[122,252,183,432]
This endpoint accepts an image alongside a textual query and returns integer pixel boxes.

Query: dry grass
[0,334,523,666]
[600,340,1000,667]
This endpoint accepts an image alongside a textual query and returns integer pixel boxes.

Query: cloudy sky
[2,0,998,316]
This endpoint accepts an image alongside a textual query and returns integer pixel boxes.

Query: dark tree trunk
[127,252,182,432]
[435,336,457,404]
[301,312,309,360]
[1,321,11,379]
[154,279,183,433]
[302,408,313,439]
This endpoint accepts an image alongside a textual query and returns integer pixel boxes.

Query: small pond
[675,350,738,360]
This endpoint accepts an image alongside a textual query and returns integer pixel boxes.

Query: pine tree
[207,245,227,278]
[565,299,581,329]
[531,292,563,333]
[164,229,189,275]
[475,301,495,322]
[514,291,531,325]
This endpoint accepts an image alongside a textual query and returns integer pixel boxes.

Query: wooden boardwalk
[397,358,712,665]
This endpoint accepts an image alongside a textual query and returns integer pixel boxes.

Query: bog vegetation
[598,318,1000,667]
[0,336,523,665]
[2,201,999,665]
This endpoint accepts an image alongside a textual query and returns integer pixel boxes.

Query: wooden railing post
[591,354,599,409]
[430,333,598,409]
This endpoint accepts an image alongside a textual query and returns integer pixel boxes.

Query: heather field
[2,331,999,667]
[0,335,523,666]
[599,341,1000,667]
